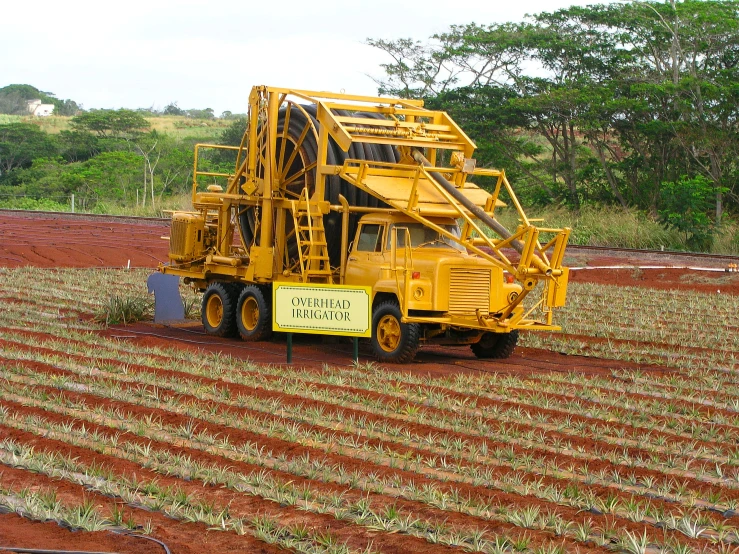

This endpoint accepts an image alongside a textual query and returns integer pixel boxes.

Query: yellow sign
[273,283,372,337]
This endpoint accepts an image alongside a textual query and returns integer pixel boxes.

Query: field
[0,214,738,554]
[4,114,232,140]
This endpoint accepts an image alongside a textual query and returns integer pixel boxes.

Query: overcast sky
[3,0,605,114]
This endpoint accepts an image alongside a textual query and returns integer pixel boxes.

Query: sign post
[273,283,372,364]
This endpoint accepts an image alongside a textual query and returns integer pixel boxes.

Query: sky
[3,0,605,115]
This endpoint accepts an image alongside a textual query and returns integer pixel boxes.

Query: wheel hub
[377,314,401,352]
[242,296,259,331]
[206,295,223,328]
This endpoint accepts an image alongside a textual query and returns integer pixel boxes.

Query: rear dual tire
[236,285,272,341]
[202,282,240,337]
[202,282,272,341]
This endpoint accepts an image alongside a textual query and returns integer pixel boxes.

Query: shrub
[95,295,153,326]
[0,197,69,211]
[659,175,723,251]
[495,205,681,250]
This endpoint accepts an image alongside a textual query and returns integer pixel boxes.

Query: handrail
[192,144,240,202]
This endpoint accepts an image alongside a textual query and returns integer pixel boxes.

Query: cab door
[344,223,386,286]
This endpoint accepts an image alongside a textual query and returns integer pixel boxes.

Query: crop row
[1,267,738,553]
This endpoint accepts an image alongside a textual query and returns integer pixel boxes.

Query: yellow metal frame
[166,85,571,332]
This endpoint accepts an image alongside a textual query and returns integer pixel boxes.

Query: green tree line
[0,109,246,213]
[368,0,738,249]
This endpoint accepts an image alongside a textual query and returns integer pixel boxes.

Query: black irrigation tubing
[171,324,367,358]
[0,533,171,554]
[109,328,357,367]
[110,530,171,554]
[110,325,611,376]
[237,105,396,267]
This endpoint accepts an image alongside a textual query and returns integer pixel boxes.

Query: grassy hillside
[2,114,231,140]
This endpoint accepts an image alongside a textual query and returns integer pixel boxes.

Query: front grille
[170,218,189,257]
[448,268,491,315]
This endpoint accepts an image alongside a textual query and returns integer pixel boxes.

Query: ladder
[290,189,332,283]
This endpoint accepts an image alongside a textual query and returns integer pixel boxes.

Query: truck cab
[344,213,524,362]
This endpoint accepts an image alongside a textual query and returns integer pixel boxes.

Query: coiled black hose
[238,105,395,268]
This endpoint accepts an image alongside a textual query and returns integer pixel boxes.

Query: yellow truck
[161,86,570,362]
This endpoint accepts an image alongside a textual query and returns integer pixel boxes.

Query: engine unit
[169,213,205,263]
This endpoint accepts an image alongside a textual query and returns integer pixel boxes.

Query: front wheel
[236,285,272,341]
[202,282,239,337]
[470,330,519,359]
[371,300,420,363]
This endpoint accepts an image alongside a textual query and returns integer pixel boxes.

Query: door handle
[348,257,357,261]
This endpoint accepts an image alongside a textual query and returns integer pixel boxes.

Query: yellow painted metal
[168,213,205,263]
[546,268,569,308]
[377,314,402,352]
[241,296,259,331]
[162,84,571,342]
[290,188,332,281]
[205,294,224,328]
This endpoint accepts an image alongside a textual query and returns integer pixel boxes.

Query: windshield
[386,222,465,252]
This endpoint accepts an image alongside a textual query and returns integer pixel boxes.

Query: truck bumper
[402,313,561,333]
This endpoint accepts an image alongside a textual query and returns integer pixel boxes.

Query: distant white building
[26,99,54,117]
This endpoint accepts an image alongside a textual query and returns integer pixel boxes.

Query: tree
[62,151,142,205]
[659,175,724,249]
[58,130,100,162]
[132,131,195,208]
[0,123,57,175]
[163,102,185,116]
[54,98,82,116]
[154,140,193,200]
[71,109,150,138]
[367,23,526,98]
[572,0,739,220]
[219,117,247,146]
[367,1,739,220]
[186,108,215,119]
[5,157,74,200]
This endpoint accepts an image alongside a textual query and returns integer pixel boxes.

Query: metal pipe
[412,151,552,276]
[209,255,241,266]
[338,194,350,284]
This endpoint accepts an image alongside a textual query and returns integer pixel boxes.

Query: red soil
[0,436,285,554]
[1,212,736,552]
[0,372,686,552]
[570,266,739,294]
[0,212,169,268]
[566,248,739,293]
[102,322,680,380]
[0,513,164,554]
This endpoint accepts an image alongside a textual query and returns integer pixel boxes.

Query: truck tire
[202,282,238,337]
[236,285,272,341]
[371,300,420,363]
[471,330,519,359]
